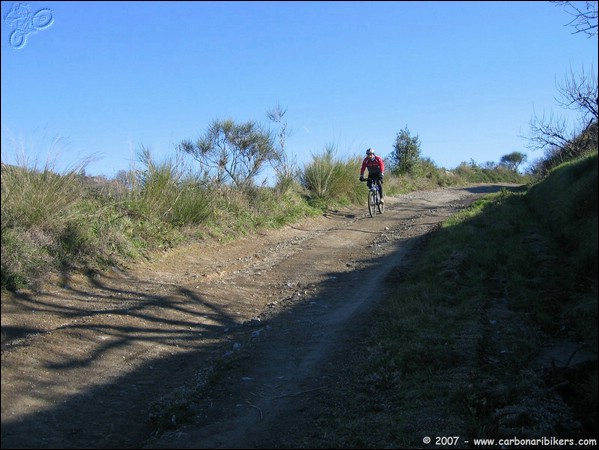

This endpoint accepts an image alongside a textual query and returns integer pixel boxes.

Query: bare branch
[552,1,598,37]
[527,111,573,153]
[555,66,599,122]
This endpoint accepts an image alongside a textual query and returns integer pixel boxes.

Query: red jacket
[360,155,385,177]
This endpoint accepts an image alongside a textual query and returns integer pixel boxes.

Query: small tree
[266,104,298,187]
[390,126,422,175]
[527,66,597,160]
[179,119,277,188]
[527,3,599,173]
[500,151,528,172]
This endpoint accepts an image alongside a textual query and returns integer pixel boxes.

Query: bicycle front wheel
[378,197,384,214]
[368,190,376,217]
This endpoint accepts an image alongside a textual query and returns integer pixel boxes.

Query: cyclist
[359,148,385,204]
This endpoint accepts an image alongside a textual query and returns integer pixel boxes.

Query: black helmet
[366,148,375,155]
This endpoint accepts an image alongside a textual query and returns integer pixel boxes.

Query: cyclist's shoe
[380,198,384,204]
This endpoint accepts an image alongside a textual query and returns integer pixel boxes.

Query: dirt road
[1,184,514,449]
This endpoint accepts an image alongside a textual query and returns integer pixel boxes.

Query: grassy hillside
[0,157,530,293]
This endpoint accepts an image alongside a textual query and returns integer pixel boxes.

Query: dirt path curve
[1,184,515,449]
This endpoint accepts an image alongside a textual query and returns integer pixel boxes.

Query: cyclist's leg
[378,177,384,200]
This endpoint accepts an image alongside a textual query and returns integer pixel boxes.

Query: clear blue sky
[2,1,597,180]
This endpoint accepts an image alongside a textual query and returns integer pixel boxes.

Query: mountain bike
[361,178,384,217]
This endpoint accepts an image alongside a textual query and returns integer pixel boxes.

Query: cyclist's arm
[359,158,367,177]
